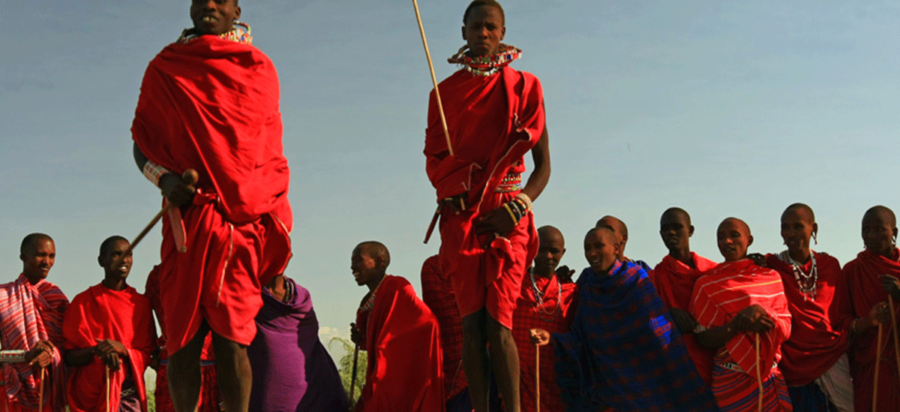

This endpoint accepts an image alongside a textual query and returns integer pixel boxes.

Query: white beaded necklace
[780,250,818,301]
[530,269,561,322]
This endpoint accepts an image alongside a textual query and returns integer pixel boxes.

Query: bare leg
[487,315,520,412]
[168,324,208,412]
[462,309,491,412]
[212,332,252,412]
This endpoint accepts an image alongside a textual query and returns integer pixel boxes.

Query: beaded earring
[812,232,818,245]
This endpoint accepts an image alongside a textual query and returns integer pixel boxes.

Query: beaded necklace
[177,21,253,45]
[359,276,385,313]
[530,269,561,322]
[448,43,522,77]
[779,250,818,301]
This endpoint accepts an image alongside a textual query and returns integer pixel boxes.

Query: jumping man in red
[130,1,292,411]
[424,2,550,410]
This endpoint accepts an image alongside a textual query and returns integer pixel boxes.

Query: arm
[133,142,149,171]
[695,305,774,349]
[520,126,550,202]
[64,347,96,367]
[133,143,194,207]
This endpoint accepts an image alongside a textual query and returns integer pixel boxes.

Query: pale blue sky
[2,0,898,343]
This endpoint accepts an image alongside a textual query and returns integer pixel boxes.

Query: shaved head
[864,205,897,227]
[590,227,617,245]
[862,206,898,258]
[535,225,566,277]
[661,207,691,226]
[718,217,751,236]
[783,203,815,224]
[717,217,753,261]
[354,241,391,270]
[596,216,627,258]
[537,225,564,246]
[21,233,53,255]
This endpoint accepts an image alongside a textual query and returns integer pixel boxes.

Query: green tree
[329,337,366,408]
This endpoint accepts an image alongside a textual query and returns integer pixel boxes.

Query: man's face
[717,220,752,262]
[780,208,815,256]
[862,212,897,256]
[534,231,565,277]
[21,239,55,281]
[584,230,618,274]
[462,5,505,57]
[660,212,692,252]
[351,247,379,286]
[99,240,132,281]
[191,0,241,36]
[596,217,625,259]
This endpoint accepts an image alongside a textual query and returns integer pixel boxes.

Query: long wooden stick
[874,323,883,412]
[412,0,454,157]
[106,365,111,412]
[890,296,900,391]
[755,334,762,412]
[38,367,44,412]
[349,343,360,411]
[535,343,541,412]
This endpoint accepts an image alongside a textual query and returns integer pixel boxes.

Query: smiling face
[862,206,898,258]
[534,226,566,277]
[780,206,816,258]
[659,209,693,254]
[717,218,753,262]
[351,245,380,287]
[462,5,505,57]
[21,238,55,283]
[99,238,132,282]
[583,228,619,274]
[190,0,241,36]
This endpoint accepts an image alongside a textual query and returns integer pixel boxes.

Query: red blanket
[420,256,467,400]
[845,249,900,412]
[766,252,852,386]
[512,273,577,412]
[62,284,156,412]
[355,276,444,412]
[690,260,792,379]
[131,35,292,355]
[650,253,718,385]
[425,67,544,328]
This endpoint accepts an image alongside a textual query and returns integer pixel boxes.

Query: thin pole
[755,334,762,412]
[38,367,44,412]
[106,365,111,412]
[412,0,454,157]
[349,343,360,411]
[535,343,541,412]
[874,324,883,412]
[889,296,900,390]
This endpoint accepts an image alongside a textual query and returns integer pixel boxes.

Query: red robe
[420,256,467,401]
[425,66,545,329]
[131,34,292,355]
[690,260,793,411]
[62,284,156,412]
[765,252,852,387]
[511,272,577,412]
[650,253,718,385]
[845,249,900,412]
[354,276,443,412]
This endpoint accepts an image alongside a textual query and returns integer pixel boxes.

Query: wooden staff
[889,296,900,388]
[874,323,883,412]
[105,365,111,412]
[115,169,199,267]
[412,0,454,157]
[349,343,360,411]
[755,334,762,412]
[535,343,540,412]
[38,367,44,412]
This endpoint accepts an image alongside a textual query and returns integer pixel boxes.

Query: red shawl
[766,252,852,386]
[354,276,444,412]
[651,253,717,385]
[845,249,900,412]
[690,260,792,378]
[62,284,156,412]
[420,256,466,400]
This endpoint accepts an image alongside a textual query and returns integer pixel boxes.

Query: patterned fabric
[512,271,577,412]
[420,256,467,400]
[177,22,252,45]
[0,275,69,412]
[553,261,719,411]
[712,363,792,412]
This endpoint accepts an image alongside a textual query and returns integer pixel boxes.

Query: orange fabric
[62,284,156,412]
[650,253,718,385]
[354,276,444,412]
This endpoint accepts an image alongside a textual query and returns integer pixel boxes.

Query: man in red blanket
[691,218,793,411]
[650,207,717,385]
[757,204,853,411]
[62,237,156,412]
[144,267,220,412]
[424,2,550,410]
[0,234,68,412]
[844,205,900,412]
[130,1,292,411]
[350,242,443,412]
[512,226,577,412]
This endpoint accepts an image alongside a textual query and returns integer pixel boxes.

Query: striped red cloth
[512,271,577,412]
[844,248,900,412]
[420,256,466,400]
[650,253,718,385]
[0,275,68,412]
[690,259,792,411]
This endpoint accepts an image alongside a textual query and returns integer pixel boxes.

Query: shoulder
[814,251,841,269]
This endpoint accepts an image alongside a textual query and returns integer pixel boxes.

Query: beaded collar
[448,43,522,76]
[177,21,253,45]
[529,269,561,322]
[778,250,818,301]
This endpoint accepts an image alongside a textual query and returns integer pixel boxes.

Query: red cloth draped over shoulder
[651,253,717,385]
[62,284,156,412]
[765,252,852,386]
[845,249,900,412]
[131,35,292,355]
[354,276,444,412]
[690,260,792,379]
[512,273,577,412]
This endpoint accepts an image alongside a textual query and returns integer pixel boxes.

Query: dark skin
[19,238,57,371]
[533,226,566,279]
[596,216,628,260]
[853,206,900,328]
[659,208,699,334]
[695,219,775,349]
[349,245,387,346]
[266,274,287,302]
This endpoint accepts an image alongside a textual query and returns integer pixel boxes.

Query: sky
[2,0,899,357]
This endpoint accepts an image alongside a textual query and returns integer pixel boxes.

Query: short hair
[864,205,897,227]
[463,0,505,25]
[357,241,391,269]
[20,233,53,255]
[784,203,815,223]
[99,236,129,258]
[596,216,628,239]
[661,207,691,226]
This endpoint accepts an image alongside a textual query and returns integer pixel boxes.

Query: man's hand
[881,275,900,301]
[474,207,516,237]
[864,301,891,328]
[350,323,362,346]
[746,253,768,268]
[95,339,127,357]
[159,173,196,207]
[98,352,121,371]
[555,265,576,283]
[25,340,54,365]
[670,308,698,334]
[732,305,774,333]
[530,329,551,346]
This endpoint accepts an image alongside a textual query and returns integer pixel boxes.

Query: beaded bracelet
[142,161,172,187]
[0,350,26,364]
[502,202,520,226]
[515,193,533,212]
